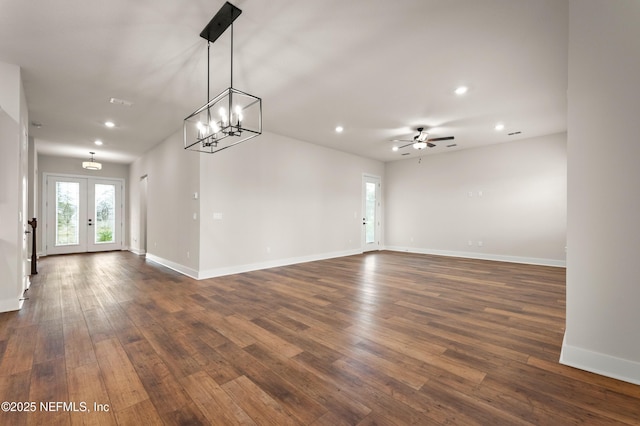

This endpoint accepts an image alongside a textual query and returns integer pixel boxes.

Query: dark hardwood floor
[0,251,638,425]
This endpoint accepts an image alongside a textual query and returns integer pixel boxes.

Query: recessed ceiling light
[105,121,115,128]
[494,123,505,131]
[335,126,344,133]
[94,140,103,146]
[392,146,399,152]
[454,86,468,95]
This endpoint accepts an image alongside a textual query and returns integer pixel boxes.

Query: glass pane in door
[365,182,376,244]
[56,182,80,246]
[94,183,116,244]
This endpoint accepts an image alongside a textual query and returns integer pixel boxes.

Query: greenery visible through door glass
[95,184,116,243]
[56,182,80,246]
[366,182,376,244]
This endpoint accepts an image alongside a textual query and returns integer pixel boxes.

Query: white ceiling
[0,0,568,164]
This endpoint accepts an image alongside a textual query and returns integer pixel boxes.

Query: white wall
[385,133,567,266]
[562,0,640,385]
[38,153,130,180]
[0,61,29,312]
[0,110,21,311]
[37,153,130,254]
[128,129,384,279]
[198,131,384,277]
[128,129,201,277]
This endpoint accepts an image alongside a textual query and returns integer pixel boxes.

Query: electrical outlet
[478,241,483,247]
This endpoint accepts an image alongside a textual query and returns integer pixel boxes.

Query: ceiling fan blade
[427,136,454,142]
[398,142,414,149]
[427,142,436,148]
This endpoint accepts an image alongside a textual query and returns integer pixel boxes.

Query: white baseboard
[129,248,146,256]
[145,253,199,280]
[560,335,640,386]
[0,297,22,313]
[384,246,566,268]
[145,249,363,281]
[197,249,363,280]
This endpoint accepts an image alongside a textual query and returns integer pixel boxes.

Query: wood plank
[93,337,149,412]
[27,358,70,426]
[180,371,256,425]
[112,399,163,426]
[222,375,299,426]
[0,251,637,426]
[215,341,326,424]
[137,323,201,379]
[63,319,98,370]
[225,314,303,358]
[245,343,371,424]
[294,351,434,425]
[0,371,30,426]
[122,338,208,424]
[66,363,117,426]
[34,319,66,364]
[0,324,38,376]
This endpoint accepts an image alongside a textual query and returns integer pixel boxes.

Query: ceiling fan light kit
[393,127,454,153]
[184,2,262,154]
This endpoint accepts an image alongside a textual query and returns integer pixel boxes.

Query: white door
[362,174,381,252]
[45,175,123,255]
[88,179,123,252]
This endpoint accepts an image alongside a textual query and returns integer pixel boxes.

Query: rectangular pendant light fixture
[184,2,262,154]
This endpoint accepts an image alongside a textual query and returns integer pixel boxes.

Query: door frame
[19,120,29,295]
[362,173,382,252]
[139,174,148,255]
[42,173,125,256]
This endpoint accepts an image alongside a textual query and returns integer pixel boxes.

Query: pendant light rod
[184,1,262,155]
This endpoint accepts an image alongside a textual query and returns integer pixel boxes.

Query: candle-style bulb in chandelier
[184,1,262,154]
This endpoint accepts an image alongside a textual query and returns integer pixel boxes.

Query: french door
[362,174,381,252]
[45,175,123,255]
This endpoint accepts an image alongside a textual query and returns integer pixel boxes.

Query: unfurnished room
[1,0,639,424]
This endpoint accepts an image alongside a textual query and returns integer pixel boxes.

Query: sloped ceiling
[0,0,568,163]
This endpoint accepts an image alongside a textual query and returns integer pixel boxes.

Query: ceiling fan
[392,127,454,151]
